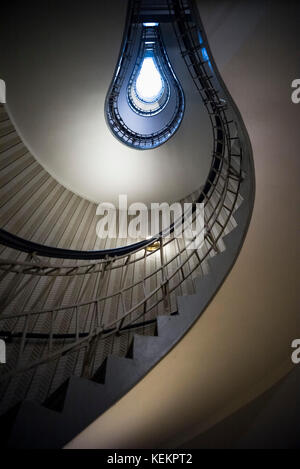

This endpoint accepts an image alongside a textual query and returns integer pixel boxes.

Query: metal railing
[0,0,248,407]
[105,0,185,149]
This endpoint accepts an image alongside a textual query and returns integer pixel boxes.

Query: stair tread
[157,310,198,343]
[133,334,165,361]
[8,400,63,449]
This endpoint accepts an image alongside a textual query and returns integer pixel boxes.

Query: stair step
[8,400,63,449]
[62,376,106,417]
[156,310,198,345]
[44,378,70,412]
[207,249,233,284]
[223,223,244,256]
[104,355,148,398]
[181,274,216,312]
[9,378,111,449]
[232,200,250,228]
[126,338,135,358]
[193,272,215,294]
[92,357,108,384]
[60,376,110,441]
[132,334,166,362]
[207,205,250,284]
[238,173,251,199]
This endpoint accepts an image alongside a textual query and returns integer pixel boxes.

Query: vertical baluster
[81,302,100,379]
[159,237,170,312]
[75,306,79,342]
[142,281,147,317]
[48,310,53,353]
[117,291,127,333]
[17,314,29,369]
[121,255,131,289]
[96,299,102,329]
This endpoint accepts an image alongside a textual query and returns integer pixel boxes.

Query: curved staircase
[0,0,254,448]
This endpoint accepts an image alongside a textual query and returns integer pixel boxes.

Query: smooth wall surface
[66,0,300,448]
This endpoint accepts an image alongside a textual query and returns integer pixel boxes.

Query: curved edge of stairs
[4,151,254,449]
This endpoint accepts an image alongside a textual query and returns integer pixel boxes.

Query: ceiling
[0,0,212,205]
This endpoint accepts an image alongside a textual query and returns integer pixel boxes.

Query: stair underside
[6,182,252,448]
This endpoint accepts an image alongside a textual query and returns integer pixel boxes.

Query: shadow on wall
[198,0,267,70]
[180,364,300,449]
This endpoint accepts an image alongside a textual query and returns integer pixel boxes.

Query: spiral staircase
[0,0,254,448]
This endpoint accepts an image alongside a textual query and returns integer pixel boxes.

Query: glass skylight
[107,20,185,148]
[135,57,164,103]
[143,22,159,27]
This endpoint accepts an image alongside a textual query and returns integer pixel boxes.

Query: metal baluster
[48,310,54,354]
[159,237,170,312]
[17,314,29,369]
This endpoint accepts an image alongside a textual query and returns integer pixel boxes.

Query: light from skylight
[135,57,163,103]
[143,22,159,27]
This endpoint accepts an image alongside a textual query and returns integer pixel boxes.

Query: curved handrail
[0,0,250,390]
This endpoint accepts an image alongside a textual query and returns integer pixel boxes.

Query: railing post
[17,314,29,370]
[81,302,101,379]
[142,281,147,317]
[81,338,97,379]
[206,228,220,254]
[75,306,79,342]
[116,292,127,334]
[121,255,131,289]
[159,237,170,312]
[48,310,54,354]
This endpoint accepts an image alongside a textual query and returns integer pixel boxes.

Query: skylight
[143,22,159,27]
[106,20,185,149]
[135,57,164,103]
